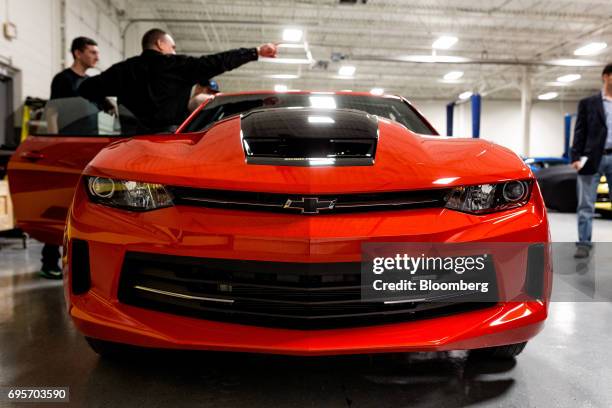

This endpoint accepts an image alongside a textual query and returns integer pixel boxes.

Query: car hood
[86,114,532,194]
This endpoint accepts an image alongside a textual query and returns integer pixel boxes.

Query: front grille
[118,252,496,330]
[168,187,451,214]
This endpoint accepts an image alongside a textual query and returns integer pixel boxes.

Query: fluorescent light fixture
[545,81,573,87]
[400,55,470,63]
[274,84,288,92]
[259,57,312,64]
[574,42,607,56]
[443,71,464,81]
[338,66,356,76]
[309,96,337,109]
[370,88,384,95]
[433,177,459,185]
[538,92,558,100]
[282,28,303,42]
[556,74,581,83]
[308,116,335,124]
[458,91,473,100]
[547,58,601,67]
[266,74,299,79]
[432,36,458,50]
[277,43,306,49]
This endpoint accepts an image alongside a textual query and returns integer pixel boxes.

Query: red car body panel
[9,91,551,355]
[8,135,121,244]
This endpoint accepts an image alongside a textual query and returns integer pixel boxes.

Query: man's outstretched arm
[186,43,277,82]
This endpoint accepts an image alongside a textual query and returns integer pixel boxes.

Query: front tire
[85,337,136,358]
[470,342,527,359]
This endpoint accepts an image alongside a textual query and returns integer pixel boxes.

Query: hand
[571,161,582,171]
[257,43,278,58]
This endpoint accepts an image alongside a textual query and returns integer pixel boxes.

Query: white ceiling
[123,0,612,100]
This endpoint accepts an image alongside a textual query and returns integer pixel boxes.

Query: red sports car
[8,91,551,358]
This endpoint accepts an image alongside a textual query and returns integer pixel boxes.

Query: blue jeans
[577,154,612,246]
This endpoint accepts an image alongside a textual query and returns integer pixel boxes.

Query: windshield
[181,94,436,135]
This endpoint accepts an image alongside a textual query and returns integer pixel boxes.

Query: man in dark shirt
[51,37,99,99]
[78,28,277,132]
[40,36,100,279]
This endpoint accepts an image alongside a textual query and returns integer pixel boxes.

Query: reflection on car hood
[86,114,531,194]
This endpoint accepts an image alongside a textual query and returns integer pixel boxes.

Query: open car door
[7,97,132,245]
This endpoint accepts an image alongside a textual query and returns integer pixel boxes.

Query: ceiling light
[370,88,384,95]
[556,74,581,83]
[432,36,458,50]
[538,92,558,101]
[277,43,306,49]
[274,84,288,92]
[260,57,312,64]
[573,42,607,56]
[309,96,337,109]
[282,28,303,42]
[266,74,299,79]
[458,91,473,100]
[443,71,464,81]
[399,55,470,63]
[545,82,571,87]
[338,66,356,76]
[547,59,601,67]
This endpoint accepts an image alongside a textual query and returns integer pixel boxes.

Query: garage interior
[1,0,612,407]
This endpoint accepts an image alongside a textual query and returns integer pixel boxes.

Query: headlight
[445,180,532,214]
[85,177,173,211]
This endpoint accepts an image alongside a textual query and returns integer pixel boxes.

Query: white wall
[64,0,123,75]
[411,98,580,157]
[0,0,123,100]
[0,0,59,100]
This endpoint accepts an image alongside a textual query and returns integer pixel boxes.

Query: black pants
[41,244,61,270]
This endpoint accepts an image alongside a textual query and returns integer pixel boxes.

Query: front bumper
[64,183,551,355]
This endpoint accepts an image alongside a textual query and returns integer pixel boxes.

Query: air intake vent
[241,108,378,166]
[71,239,91,295]
[117,252,495,329]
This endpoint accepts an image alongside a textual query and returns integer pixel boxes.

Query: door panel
[8,135,118,244]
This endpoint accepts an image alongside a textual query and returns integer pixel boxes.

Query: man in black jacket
[40,36,100,279]
[570,63,612,258]
[78,28,277,132]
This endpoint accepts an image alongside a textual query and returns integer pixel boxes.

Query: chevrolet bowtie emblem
[284,197,337,214]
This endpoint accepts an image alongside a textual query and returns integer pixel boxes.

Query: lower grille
[118,252,496,329]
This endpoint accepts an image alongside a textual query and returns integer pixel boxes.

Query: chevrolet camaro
[8,91,552,358]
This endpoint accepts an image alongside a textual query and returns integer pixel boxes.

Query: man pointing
[78,28,277,131]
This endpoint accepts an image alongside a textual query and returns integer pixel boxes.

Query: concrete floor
[1,212,611,407]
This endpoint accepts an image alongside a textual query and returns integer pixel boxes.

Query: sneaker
[574,246,590,259]
[38,267,63,280]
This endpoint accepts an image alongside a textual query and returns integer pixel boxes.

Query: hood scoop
[240,107,379,166]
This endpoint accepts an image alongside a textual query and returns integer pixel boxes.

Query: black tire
[470,342,527,359]
[85,337,138,358]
